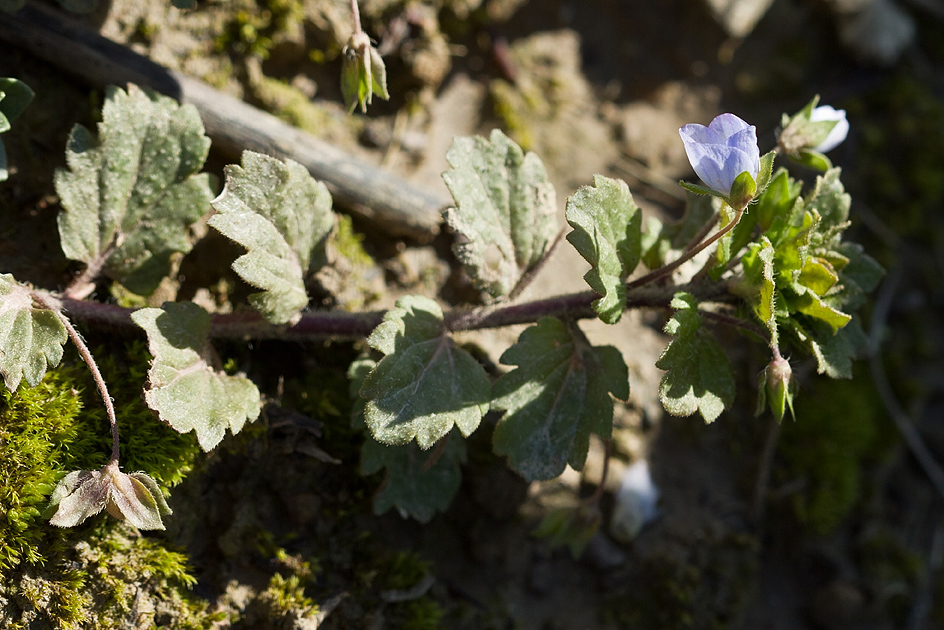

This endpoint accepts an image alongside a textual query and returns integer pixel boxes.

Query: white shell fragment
[609,459,660,543]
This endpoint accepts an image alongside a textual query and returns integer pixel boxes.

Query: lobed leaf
[656,293,735,422]
[787,317,867,379]
[359,295,491,449]
[131,301,261,451]
[208,151,334,325]
[0,275,67,392]
[55,84,213,296]
[360,429,466,523]
[491,317,629,481]
[565,175,642,324]
[442,129,558,299]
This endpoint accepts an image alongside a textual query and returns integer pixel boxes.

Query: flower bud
[778,97,849,171]
[808,105,849,153]
[757,353,795,422]
[341,31,389,114]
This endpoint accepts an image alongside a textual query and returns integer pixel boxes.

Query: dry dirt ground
[2,0,944,628]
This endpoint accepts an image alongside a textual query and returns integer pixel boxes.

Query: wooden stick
[0,2,446,240]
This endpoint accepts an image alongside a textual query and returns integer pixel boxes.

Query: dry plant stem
[627,203,746,290]
[32,292,121,464]
[868,267,944,500]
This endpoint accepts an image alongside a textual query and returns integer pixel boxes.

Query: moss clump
[774,375,888,534]
[0,341,212,628]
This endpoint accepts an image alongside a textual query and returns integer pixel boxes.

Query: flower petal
[707,113,752,141]
[809,106,848,153]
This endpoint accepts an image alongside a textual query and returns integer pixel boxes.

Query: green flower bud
[756,353,795,422]
[341,31,390,114]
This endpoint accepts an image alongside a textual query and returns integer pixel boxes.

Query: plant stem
[626,203,747,290]
[586,439,611,506]
[350,0,362,35]
[32,292,121,463]
[58,280,736,341]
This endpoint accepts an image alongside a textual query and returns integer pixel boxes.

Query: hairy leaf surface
[565,175,642,323]
[360,295,490,449]
[361,430,466,523]
[208,151,334,325]
[131,301,260,451]
[0,275,67,391]
[492,317,629,481]
[742,237,778,346]
[656,293,735,422]
[55,84,212,296]
[442,129,557,298]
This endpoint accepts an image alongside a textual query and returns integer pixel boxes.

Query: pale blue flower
[679,113,760,197]
[809,105,849,153]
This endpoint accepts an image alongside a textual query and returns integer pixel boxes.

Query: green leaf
[791,149,833,172]
[710,198,758,280]
[208,150,334,325]
[656,293,735,422]
[565,175,642,324]
[788,317,867,379]
[348,355,376,431]
[491,317,629,481]
[754,168,802,233]
[0,78,35,123]
[131,301,261,451]
[360,295,491,449]
[361,429,466,522]
[442,129,558,299]
[791,292,852,332]
[827,242,884,312]
[805,168,850,232]
[679,181,721,198]
[755,151,776,193]
[55,84,213,296]
[0,275,68,391]
[742,237,778,346]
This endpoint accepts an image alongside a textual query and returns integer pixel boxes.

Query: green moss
[214,0,305,60]
[0,341,217,628]
[775,374,889,534]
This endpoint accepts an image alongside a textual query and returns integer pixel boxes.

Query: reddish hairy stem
[32,292,121,463]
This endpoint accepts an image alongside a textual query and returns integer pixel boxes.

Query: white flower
[809,105,849,153]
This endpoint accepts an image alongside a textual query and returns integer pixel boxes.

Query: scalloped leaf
[55,84,213,296]
[131,301,261,451]
[656,293,735,422]
[361,429,466,523]
[442,129,558,299]
[0,275,67,392]
[787,317,867,379]
[359,295,490,449]
[492,317,629,481]
[208,150,334,325]
[565,175,642,324]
